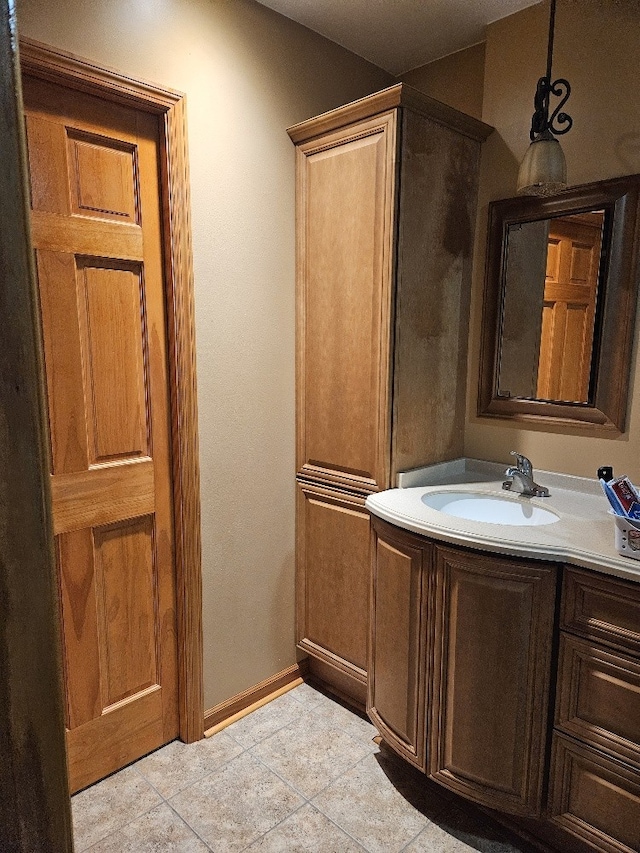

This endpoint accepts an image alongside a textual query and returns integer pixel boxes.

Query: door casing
[20,37,205,744]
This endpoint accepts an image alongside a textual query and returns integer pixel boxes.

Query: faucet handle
[510,451,533,476]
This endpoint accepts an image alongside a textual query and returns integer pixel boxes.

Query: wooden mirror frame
[478,174,640,433]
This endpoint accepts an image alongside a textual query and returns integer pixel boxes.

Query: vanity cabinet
[288,85,492,704]
[369,516,557,817]
[369,519,640,852]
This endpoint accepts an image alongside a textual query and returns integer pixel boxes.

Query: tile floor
[72,682,536,852]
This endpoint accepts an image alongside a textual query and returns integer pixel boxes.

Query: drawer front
[549,734,640,853]
[562,567,640,656]
[556,634,640,769]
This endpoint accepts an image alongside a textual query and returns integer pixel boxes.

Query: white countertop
[366,458,640,584]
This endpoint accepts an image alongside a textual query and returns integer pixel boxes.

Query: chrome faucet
[503,452,550,497]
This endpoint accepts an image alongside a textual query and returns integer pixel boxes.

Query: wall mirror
[479,174,640,432]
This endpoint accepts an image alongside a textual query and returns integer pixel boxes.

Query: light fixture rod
[546,0,557,83]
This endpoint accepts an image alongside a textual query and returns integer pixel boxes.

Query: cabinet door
[368,519,430,770]
[296,482,370,695]
[430,546,556,816]
[295,111,397,493]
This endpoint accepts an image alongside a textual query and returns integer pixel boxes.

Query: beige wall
[399,42,486,121]
[16,0,392,709]
[465,0,640,481]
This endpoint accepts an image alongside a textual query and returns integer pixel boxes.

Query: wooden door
[295,111,397,494]
[368,518,429,770]
[537,212,604,402]
[430,547,556,816]
[23,76,178,793]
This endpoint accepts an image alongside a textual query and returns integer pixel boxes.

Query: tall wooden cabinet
[288,85,492,704]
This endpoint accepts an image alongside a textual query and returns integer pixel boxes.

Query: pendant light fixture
[517,0,572,196]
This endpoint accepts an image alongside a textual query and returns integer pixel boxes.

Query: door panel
[23,75,178,792]
[296,112,396,493]
[67,129,139,222]
[94,517,157,706]
[296,481,370,686]
[79,262,149,462]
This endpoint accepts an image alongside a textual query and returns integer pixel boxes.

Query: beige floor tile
[225,691,307,749]
[135,732,244,798]
[169,750,304,851]
[371,746,453,819]
[288,682,328,710]
[311,753,434,853]
[245,803,366,852]
[72,766,162,851]
[308,695,379,752]
[87,803,209,851]
[249,713,371,798]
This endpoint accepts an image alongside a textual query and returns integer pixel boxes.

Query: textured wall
[16,0,392,709]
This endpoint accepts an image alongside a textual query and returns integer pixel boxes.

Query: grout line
[76,800,163,852]
[236,801,310,851]
[163,799,216,852]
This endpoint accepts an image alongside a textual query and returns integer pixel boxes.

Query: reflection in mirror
[498,210,605,404]
[479,174,640,432]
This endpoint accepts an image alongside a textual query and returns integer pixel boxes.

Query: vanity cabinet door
[368,518,431,770]
[429,546,557,816]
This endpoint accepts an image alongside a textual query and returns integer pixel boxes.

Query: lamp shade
[517,129,567,196]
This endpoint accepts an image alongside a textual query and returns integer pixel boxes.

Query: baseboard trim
[203,659,309,736]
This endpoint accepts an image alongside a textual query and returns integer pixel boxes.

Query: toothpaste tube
[609,476,640,520]
[600,478,626,516]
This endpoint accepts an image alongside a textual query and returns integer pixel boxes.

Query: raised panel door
[23,75,178,793]
[295,111,397,493]
[430,546,556,816]
[537,215,602,402]
[296,482,370,690]
[368,518,430,770]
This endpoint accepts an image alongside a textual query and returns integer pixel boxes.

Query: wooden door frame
[19,37,205,743]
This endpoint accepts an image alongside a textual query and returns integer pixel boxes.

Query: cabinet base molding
[307,656,367,713]
[203,660,309,735]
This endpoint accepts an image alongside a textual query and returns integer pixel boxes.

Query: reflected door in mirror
[537,212,604,402]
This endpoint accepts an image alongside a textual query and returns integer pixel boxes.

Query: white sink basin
[421,491,559,526]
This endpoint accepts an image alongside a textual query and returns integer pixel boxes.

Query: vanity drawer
[556,634,640,769]
[548,734,640,853]
[562,567,640,657]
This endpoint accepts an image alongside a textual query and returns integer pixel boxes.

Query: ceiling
[254,0,541,75]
